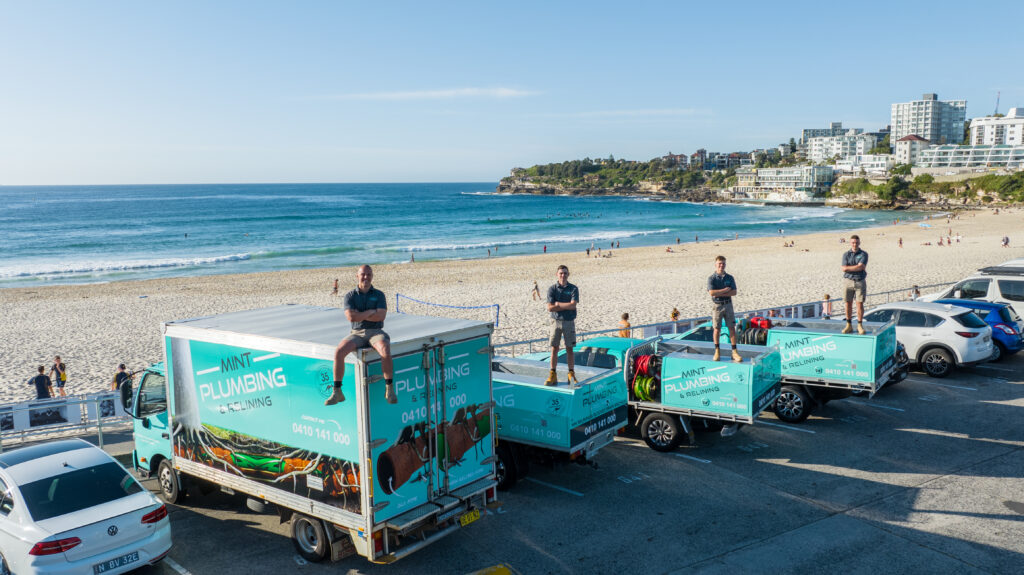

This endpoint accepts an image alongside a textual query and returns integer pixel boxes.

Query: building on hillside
[690,149,707,170]
[800,122,860,144]
[970,108,1024,146]
[805,133,878,163]
[915,145,1024,172]
[733,166,834,203]
[894,135,931,165]
[662,152,689,169]
[713,152,750,170]
[890,93,967,147]
[834,154,895,175]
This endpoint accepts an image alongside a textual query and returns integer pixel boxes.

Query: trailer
[623,338,782,452]
[490,357,626,489]
[126,305,497,564]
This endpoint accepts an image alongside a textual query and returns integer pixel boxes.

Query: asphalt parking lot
[118,355,1024,574]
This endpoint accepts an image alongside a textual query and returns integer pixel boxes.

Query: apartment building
[970,108,1024,146]
[916,145,1024,170]
[834,155,894,175]
[890,93,967,147]
[894,135,931,165]
[733,166,834,202]
[800,122,861,144]
[804,133,878,163]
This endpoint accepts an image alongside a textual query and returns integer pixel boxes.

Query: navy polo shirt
[344,286,387,330]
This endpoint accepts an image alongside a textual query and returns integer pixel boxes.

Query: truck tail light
[486,487,496,501]
[29,537,82,556]
[373,531,383,554]
[141,504,168,524]
[955,331,980,338]
[995,324,1018,335]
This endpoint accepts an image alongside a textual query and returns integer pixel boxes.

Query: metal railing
[0,393,131,453]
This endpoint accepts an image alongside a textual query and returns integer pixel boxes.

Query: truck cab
[126,363,174,488]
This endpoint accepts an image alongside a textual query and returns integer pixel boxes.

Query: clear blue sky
[2,0,1021,185]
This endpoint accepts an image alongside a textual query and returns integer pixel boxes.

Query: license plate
[983,335,990,342]
[458,508,480,527]
[93,551,139,574]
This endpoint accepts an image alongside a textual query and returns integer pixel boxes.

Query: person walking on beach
[531,280,540,301]
[546,265,579,386]
[111,363,134,407]
[707,256,742,363]
[331,278,339,295]
[670,307,680,323]
[821,294,833,320]
[841,234,869,334]
[49,356,67,397]
[327,265,396,405]
[28,366,52,400]
[618,313,632,338]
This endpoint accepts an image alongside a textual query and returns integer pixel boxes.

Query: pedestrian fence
[0,393,131,453]
[492,281,955,357]
[396,293,501,327]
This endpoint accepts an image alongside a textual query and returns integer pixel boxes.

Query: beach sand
[3,209,1021,403]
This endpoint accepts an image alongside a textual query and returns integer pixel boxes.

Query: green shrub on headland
[836,172,1024,203]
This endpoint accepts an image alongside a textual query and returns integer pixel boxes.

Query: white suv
[863,302,993,378]
[920,260,1024,318]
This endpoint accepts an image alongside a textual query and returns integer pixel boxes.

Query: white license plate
[93,551,139,574]
[983,335,991,342]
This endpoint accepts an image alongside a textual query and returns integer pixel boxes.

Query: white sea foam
[404,229,671,252]
[0,253,252,279]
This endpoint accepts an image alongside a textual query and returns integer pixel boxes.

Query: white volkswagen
[0,439,171,574]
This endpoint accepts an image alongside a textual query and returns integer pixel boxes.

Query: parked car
[935,299,1024,361]
[919,261,1024,318]
[862,301,993,377]
[0,438,172,575]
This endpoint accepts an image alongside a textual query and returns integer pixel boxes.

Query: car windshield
[953,311,988,329]
[19,462,143,521]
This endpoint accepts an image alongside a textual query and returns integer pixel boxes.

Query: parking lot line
[524,477,585,497]
[755,420,816,434]
[847,400,906,412]
[165,558,193,575]
[905,377,978,391]
[675,453,711,463]
[974,364,1015,373]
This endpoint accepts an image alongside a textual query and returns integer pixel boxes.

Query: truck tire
[640,412,681,452]
[773,385,812,423]
[291,513,329,562]
[495,443,518,491]
[157,460,184,504]
[921,347,953,378]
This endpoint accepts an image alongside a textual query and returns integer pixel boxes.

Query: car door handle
[161,433,170,439]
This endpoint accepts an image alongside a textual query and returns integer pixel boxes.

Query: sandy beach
[3,209,1021,403]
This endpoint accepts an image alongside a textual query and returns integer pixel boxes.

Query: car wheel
[0,553,10,575]
[990,342,1005,362]
[291,513,329,562]
[157,459,184,504]
[921,347,953,378]
[773,385,812,423]
[495,443,518,491]
[640,412,681,452]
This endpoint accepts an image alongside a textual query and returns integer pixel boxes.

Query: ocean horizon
[0,183,922,288]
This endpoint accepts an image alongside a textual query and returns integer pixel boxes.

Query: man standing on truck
[707,256,742,363]
[327,265,397,405]
[546,265,579,386]
[840,234,869,334]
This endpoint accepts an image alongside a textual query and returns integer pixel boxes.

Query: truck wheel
[773,385,812,423]
[157,460,184,504]
[921,348,953,378]
[640,412,681,452]
[291,514,329,562]
[495,444,518,491]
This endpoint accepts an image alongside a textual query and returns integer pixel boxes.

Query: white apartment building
[894,135,931,165]
[734,166,834,202]
[890,93,967,147]
[805,133,878,163]
[834,154,894,175]
[916,145,1024,170]
[970,108,1024,146]
[800,122,861,144]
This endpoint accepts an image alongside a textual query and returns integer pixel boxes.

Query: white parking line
[524,477,584,497]
[755,420,817,434]
[165,558,193,575]
[974,364,1015,373]
[675,453,711,463]
[847,400,905,412]
[905,377,977,391]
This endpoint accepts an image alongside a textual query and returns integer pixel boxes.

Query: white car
[920,260,1024,318]
[863,301,993,378]
[0,439,171,575]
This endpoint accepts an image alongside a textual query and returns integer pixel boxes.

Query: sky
[1,0,1022,185]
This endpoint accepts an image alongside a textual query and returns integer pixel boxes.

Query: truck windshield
[19,462,143,521]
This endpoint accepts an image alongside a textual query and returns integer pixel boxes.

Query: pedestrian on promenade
[707,256,742,363]
[327,265,396,405]
[618,313,631,338]
[49,355,67,397]
[28,366,52,400]
[841,234,869,334]
[545,265,579,386]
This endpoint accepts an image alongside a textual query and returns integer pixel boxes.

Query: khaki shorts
[711,301,736,331]
[343,328,390,349]
[549,319,576,349]
[844,278,867,303]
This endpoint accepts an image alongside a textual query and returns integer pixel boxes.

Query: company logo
[546,397,565,415]
[701,398,710,407]
[317,366,334,399]
[107,525,118,536]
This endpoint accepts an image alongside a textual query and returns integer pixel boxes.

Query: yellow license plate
[459,508,481,527]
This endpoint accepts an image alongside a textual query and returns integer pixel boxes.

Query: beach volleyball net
[395,294,500,327]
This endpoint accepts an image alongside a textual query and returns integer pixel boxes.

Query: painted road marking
[919,395,940,401]
[675,453,711,463]
[524,477,584,497]
[756,420,817,434]
[252,353,280,362]
[847,400,906,412]
[906,377,977,391]
[974,364,1015,373]
[196,366,219,376]
[165,558,193,575]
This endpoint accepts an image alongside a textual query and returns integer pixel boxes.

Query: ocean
[0,183,916,288]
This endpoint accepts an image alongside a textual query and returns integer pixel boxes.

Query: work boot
[324,386,345,406]
[712,348,721,361]
[567,370,579,385]
[385,382,398,404]
[857,322,866,335]
[544,370,558,386]
[841,322,853,334]
[731,349,742,363]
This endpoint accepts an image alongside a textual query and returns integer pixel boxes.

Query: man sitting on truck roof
[327,265,397,405]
